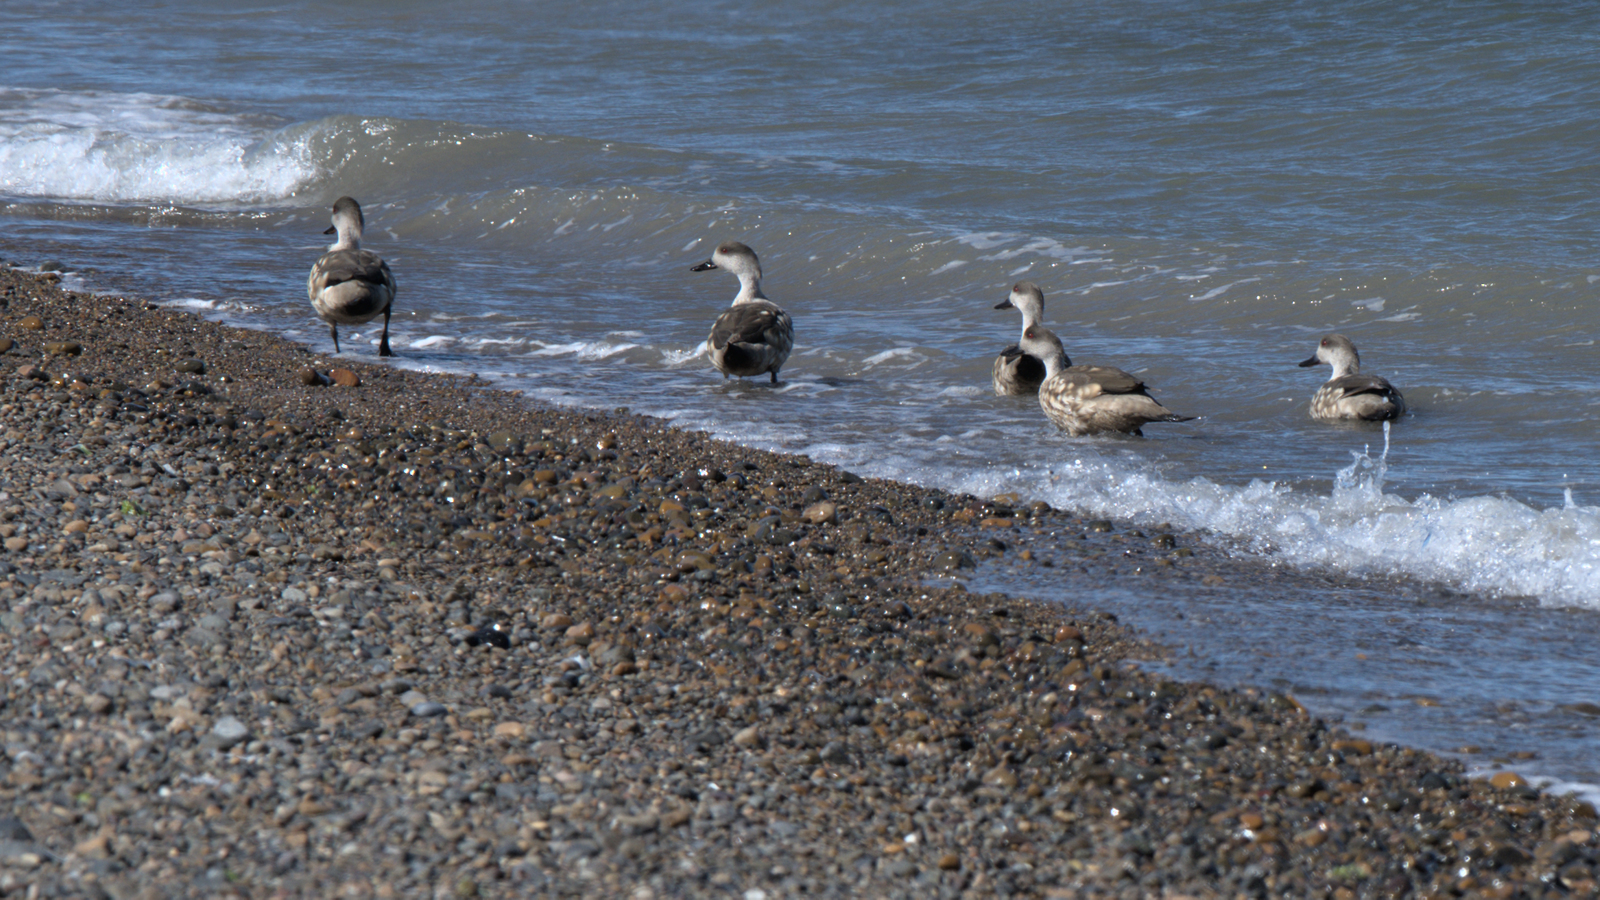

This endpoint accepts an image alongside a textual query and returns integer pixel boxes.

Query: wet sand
[0,261,1596,898]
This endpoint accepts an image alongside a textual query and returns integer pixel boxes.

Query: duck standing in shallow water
[1298,334,1405,421]
[992,281,1049,396]
[691,241,793,383]
[308,196,396,357]
[1015,325,1193,436]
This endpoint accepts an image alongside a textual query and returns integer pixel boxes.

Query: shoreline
[1,259,1598,897]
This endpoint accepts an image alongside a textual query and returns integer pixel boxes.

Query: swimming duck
[1298,334,1405,421]
[691,241,793,383]
[308,196,396,357]
[992,281,1049,396]
[1016,325,1194,436]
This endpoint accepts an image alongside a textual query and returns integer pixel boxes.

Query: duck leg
[330,323,342,354]
[769,370,778,385]
[378,306,393,358]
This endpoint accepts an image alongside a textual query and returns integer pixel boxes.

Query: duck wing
[709,301,790,351]
[1060,364,1148,397]
[1327,373,1400,399]
[310,249,395,298]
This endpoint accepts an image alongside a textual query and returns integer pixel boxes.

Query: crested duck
[308,196,395,357]
[992,281,1049,396]
[691,241,793,383]
[1016,324,1193,436]
[1298,334,1405,421]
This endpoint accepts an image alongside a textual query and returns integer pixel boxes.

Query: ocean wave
[0,87,319,204]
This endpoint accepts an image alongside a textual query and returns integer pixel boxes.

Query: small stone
[541,613,573,629]
[1490,772,1528,790]
[3,537,27,552]
[19,315,44,331]
[43,341,83,356]
[732,726,761,747]
[211,715,251,750]
[299,368,329,386]
[410,701,448,718]
[63,519,89,534]
[938,853,960,870]
[0,338,14,354]
[0,818,34,843]
[565,622,595,645]
[803,501,838,525]
[492,722,526,739]
[83,693,112,715]
[982,765,1018,788]
[329,368,360,387]
[177,359,205,374]
[485,430,522,455]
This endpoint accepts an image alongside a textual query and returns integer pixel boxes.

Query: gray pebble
[210,715,250,750]
[410,701,448,718]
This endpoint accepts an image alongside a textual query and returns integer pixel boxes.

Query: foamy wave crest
[0,87,317,204]
[923,428,1600,609]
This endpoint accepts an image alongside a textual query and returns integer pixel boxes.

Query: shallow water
[3,0,1600,790]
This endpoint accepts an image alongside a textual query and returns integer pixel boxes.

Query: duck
[1297,334,1405,421]
[992,281,1049,396]
[691,241,793,383]
[307,196,396,357]
[1015,324,1194,436]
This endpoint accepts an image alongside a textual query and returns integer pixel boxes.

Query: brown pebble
[1054,625,1084,644]
[541,613,573,629]
[937,854,960,870]
[981,764,1018,787]
[1331,739,1372,756]
[43,340,83,356]
[661,584,691,603]
[63,520,89,534]
[299,368,329,387]
[19,315,43,330]
[803,501,838,525]
[83,694,112,715]
[0,338,13,353]
[329,368,360,387]
[565,622,595,645]
[1490,772,1528,790]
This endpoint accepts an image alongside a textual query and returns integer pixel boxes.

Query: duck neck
[1328,357,1358,380]
[732,273,767,305]
[1015,303,1042,342]
[1039,345,1068,378]
[330,223,362,252]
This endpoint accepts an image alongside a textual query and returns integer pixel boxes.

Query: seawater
[3,0,1600,794]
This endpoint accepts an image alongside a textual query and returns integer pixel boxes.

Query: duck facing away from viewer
[1298,334,1405,421]
[1016,325,1194,436]
[308,196,396,357]
[992,281,1049,396]
[691,241,793,383]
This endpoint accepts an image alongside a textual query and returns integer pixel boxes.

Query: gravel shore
[1,262,1597,899]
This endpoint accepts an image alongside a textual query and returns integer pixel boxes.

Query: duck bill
[691,259,718,272]
[324,226,336,235]
[994,298,1015,309]
[1297,356,1320,367]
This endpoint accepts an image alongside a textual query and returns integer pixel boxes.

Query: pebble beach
[0,262,1597,900]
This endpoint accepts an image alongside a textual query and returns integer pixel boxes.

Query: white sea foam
[0,87,317,204]
[528,340,637,360]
